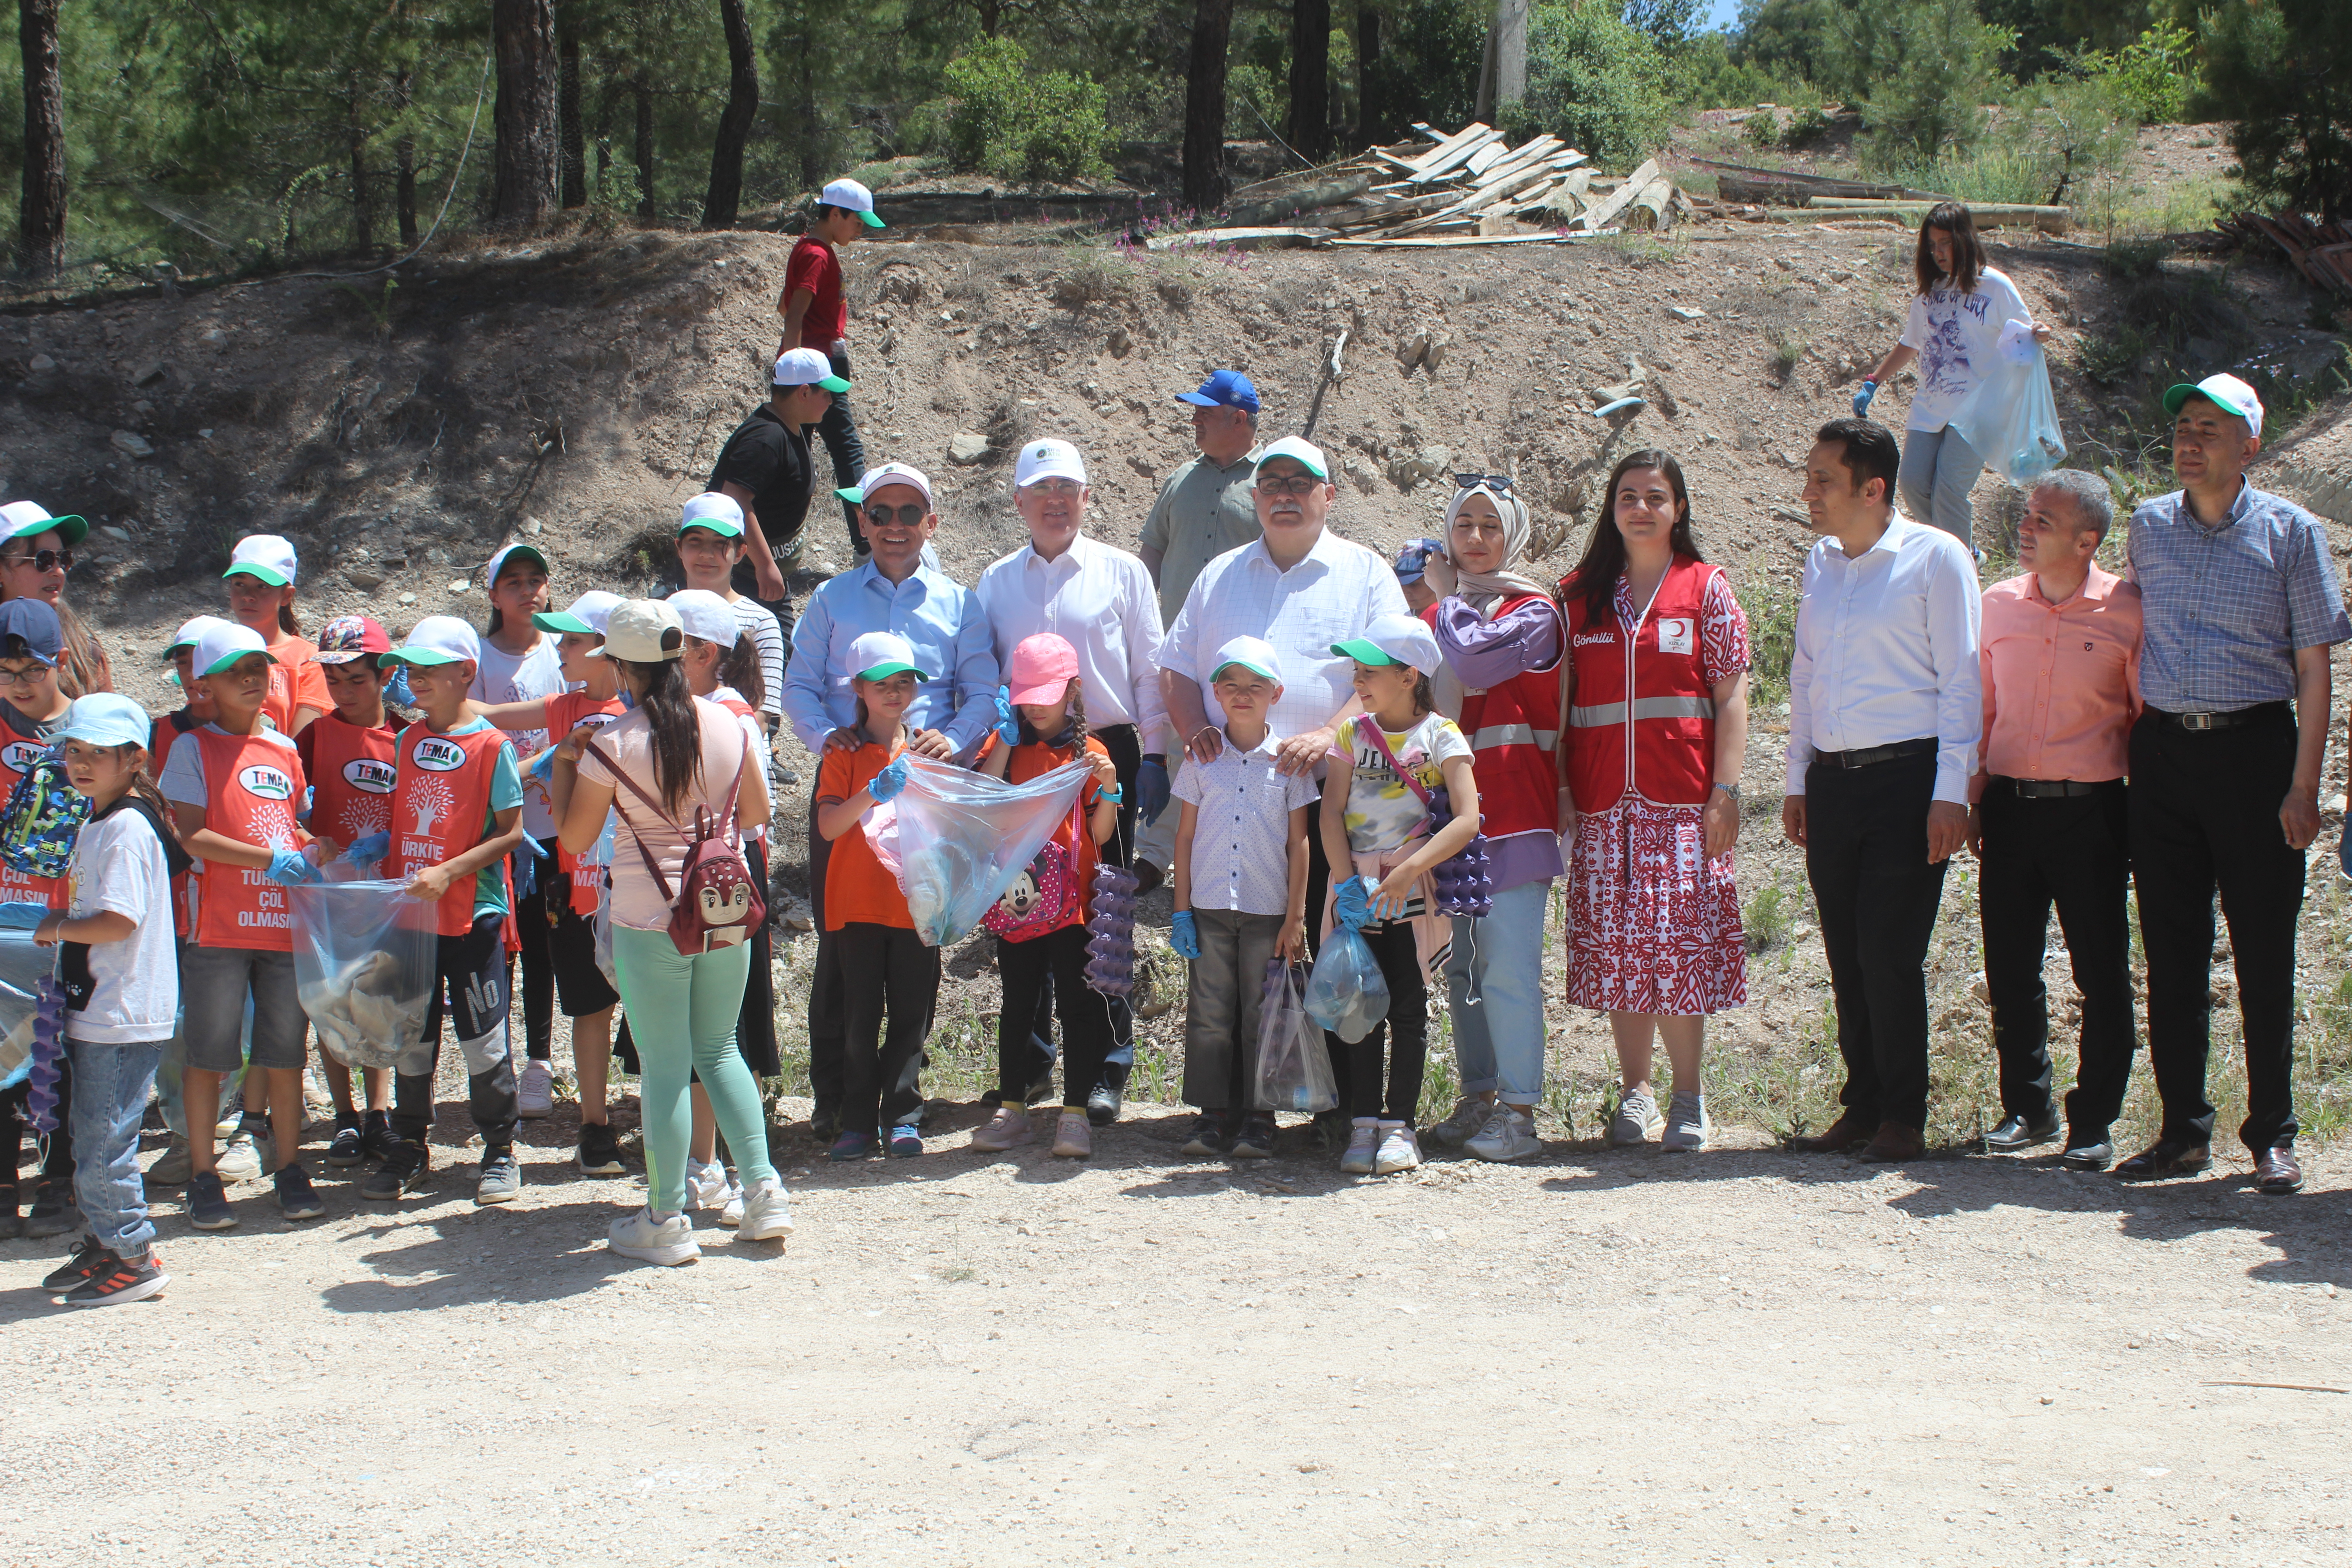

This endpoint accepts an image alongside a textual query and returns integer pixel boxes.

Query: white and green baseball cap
[379,614,480,668]
[819,177,886,230]
[1253,435,1328,481]
[532,589,625,638]
[223,533,298,587]
[193,621,274,678]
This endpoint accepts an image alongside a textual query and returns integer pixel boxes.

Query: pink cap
[1005,633,1080,706]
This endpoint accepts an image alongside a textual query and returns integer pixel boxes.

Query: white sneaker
[1426,1095,1497,1148]
[1340,1118,1380,1175]
[970,1106,1032,1152]
[683,1157,732,1212]
[1373,1121,1422,1175]
[214,1132,261,1184]
[735,1177,794,1242]
[1609,1088,1662,1147]
[607,1208,700,1266]
[517,1059,555,1120]
[1050,1112,1093,1158]
[1465,1106,1540,1162]
[1661,1091,1709,1152]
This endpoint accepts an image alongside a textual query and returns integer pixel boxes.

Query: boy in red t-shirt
[776,176,883,556]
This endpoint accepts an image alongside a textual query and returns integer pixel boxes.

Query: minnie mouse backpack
[982,798,1084,943]
[584,737,765,955]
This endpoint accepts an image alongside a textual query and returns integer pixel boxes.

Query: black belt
[2148,702,2290,731]
[1992,776,2117,799]
[1811,737,1936,770]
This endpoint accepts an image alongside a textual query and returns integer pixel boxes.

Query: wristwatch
[1101,784,1124,802]
[1712,782,1741,802]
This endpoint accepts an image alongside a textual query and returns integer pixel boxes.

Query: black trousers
[807,789,845,1120]
[1977,780,2136,1132]
[2128,709,2304,1152]
[513,837,560,1062]
[1805,750,1950,1133]
[1324,916,1428,1122]
[834,921,937,1136]
[997,925,1114,1109]
[818,349,868,554]
[1007,723,1142,1095]
[393,912,519,1149]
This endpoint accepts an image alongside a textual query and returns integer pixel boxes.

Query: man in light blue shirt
[783,461,999,1140]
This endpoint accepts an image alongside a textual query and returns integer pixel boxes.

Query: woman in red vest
[1416,478,1565,1164]
[1559,450,1751,1154]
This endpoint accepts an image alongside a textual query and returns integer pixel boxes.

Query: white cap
[772,347,852,392]
[165,614,230,657]
[1253,436,1329,480]
[533,589,625,638]
[838,461,935,514]
[667,589,740,647]
[847,630,929,682]
[1331,612,1442,676]
[481,541,551,590]
[2165,373,2265,439]
[384,614,480,668]
[223,534,299,587]
[1014,439,1089,489]
[679,493,745,539]
[193,621,273,679]
[818,178,886,228]
[1208,635,1284,684]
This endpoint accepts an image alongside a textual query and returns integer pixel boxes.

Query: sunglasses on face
[1453,473,1514,494]
[1255,474,1322,497]
[3,549,73,573]
[863,504,927,528]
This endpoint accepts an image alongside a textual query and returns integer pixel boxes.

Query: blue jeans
[1897,424,1984,553]
[67,1036,165,1254]
[1445,879,1553,1106]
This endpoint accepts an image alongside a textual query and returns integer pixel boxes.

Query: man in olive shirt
[1135,369,1263,885]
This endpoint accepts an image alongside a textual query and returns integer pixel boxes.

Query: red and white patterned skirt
[1566,796,1747,1016]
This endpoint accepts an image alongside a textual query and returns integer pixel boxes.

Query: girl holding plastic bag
[813,631,942,1162]
[967,635,1121,1161]
[1852,204,2053,551]
[1317,614,1483,1176]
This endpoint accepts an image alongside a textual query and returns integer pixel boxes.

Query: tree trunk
[1287,0,1331,163]
[349,128,373,252]
[632,69,657,223]
[701,0,758,229]
[977,0,1002,36]
[17,0,66,280]
[1494,0,1527,113]
[1181,0,1235,211]
[1357,4,1382,144]
[491,0,561,229]
[559,29,586,209]
[397,136,419,246]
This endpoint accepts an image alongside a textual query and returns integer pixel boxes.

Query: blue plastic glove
[0,901,50,931]
[1852,379,1877,419]
[342,831,390,868]
[868,756,910,803]
[526,747,559,783]
[1136,756,1171,825]
[992,686,1020,746]
[1333,875,1371,931]
[265,847,322,887]
[385,666,415,708]
[1170,909,1201,959]
[2339,819,2352,882]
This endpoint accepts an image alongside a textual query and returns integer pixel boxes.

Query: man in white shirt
[974,438,1169,1121]
[1160,434,1408,1138]
[1780,417,1982,1163]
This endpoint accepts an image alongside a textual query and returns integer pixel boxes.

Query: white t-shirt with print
[1333,711,1472,857]
[63,805,178,1045]
[471,634,568,839]
[1897,265,2032,433]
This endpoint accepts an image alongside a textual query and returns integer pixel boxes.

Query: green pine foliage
[2200,0,2352,222]
[1506,2,1674,172]
[941,38,1114,186]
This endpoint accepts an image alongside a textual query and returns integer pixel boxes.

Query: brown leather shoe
[1858,1122,1926,1162]
[2253,1145,2303,1196]
[2113,1138,2211,1180]
[1792,1112,1875,1154]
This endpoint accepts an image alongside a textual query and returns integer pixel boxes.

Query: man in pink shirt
[1967,470,2142,1170]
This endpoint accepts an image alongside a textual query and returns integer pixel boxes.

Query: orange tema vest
[0,711,67,910]
[1561,558,1722,815]
[191,727,308,951]
[1418,594,1564,844]
[387,724,507,937]
[305,715,402,848]
[263,634,318,735]
[546,691,627,916]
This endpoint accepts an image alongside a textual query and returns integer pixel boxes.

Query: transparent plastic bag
[1253,959,1336,1113]
[288,878,437,1070]
[862,755,1094,947]
[1948,339,2066,486]
[0,929,54,1091]
[1303,924,1391,1044]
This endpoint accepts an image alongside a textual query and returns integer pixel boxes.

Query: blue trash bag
[1948,338,2066,487]
[0,928,54,1092]
[863,755,1094,947]
[1303,924,1391,1044]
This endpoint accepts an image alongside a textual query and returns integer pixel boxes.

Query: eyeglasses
[1254,474,1323,497]
[0,664,54,688]
[863,504,927,528]
[1452,473,1514,494]
[1024,479,1084,498]
[2,549,73,573]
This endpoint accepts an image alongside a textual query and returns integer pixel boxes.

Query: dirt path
[5,1105,2346,1566]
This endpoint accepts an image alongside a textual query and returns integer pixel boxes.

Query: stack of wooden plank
[2222,211,2352,299]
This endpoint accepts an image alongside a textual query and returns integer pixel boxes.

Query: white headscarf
[1431,481,1556,719]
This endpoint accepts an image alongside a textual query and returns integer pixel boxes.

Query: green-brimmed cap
[1254,435,1328,481]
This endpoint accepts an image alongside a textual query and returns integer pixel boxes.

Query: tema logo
[343,759,397,794]
[237,765,294,801]
[0,741,41,773]
[412,737,467,772]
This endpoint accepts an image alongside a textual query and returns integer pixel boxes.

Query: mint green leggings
[610,926,773,1214]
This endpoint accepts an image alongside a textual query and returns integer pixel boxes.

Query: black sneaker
[1179,1112,1232,1157]
[475,1148,522,1205]
[186,1171,236,1231]
[359,1110,397,1163]
[275,1162,325,1220]
[1086,1079,1123,1128]
[22,1176,81,1239]
[1230,1115,1279,1160]
[810,1106,839,1142]
[64,1246,169,1307]
[42,1233,110,1292]
[360,1139,430,1201]
[325,1114,365,1168]
[0,1186,20,1242]
[577,1121,626,1176]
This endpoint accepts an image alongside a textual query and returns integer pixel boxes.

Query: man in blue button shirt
[2124,374,2348,1196]
[783,461,1000,1138]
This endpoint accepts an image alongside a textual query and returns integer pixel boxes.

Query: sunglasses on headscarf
[1452,473,1515,494]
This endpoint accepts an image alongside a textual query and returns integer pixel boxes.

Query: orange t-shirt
[981,732,1111,933]
[817,737,911,931]
[264,632,332,734]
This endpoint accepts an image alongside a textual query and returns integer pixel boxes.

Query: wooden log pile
[2221,212,2352,299]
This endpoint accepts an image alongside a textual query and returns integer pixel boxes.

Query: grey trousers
[1181,908,1283,1110]
[1897,424,1984,553]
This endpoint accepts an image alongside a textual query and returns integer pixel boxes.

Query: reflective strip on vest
[1468,721,1561,753]
[1568,694,1715,728]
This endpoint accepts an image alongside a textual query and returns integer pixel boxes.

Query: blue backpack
[0,740,91,879]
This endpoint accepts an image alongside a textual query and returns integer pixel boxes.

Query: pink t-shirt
[577,698,753,931]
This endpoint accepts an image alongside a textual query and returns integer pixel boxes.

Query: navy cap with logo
[1174,369,1260,414]
[0,597,63,666]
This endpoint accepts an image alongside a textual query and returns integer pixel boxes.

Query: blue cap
[1392,538,1445,584]
[0,598,61,666]
[1175,369,1259,413]
[56,693,152,750]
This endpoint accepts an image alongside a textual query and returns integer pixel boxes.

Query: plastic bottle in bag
[1252,959,1337,1112]
[287,879,438,1070]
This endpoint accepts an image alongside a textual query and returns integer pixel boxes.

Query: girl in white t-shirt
[29,695,187,1305]
[1854,203,2052,550]
[1317,614,1482,1179]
